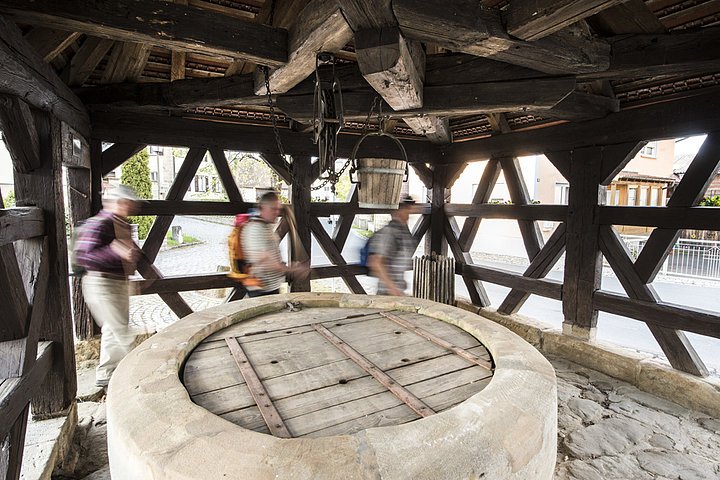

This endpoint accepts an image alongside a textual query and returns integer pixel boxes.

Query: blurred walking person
[241,191,308,297]
[368,195,418,295]
[75,185,142,387]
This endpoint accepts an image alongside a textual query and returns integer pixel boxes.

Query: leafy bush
[2,190,15,208]
[121,149,154,239]
[700,195,720,206]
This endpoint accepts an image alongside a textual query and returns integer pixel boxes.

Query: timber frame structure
[1,0,720,477]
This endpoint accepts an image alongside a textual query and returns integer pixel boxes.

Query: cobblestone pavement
[55,356,720,479]
[553,356,720,480]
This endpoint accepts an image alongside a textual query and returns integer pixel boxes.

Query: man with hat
[74,185,143,387]
[368,195,418,296]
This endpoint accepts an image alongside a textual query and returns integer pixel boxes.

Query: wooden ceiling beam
[0,15,89,136]
[277,77,576,121]
[587,0,666,35]
[90,111,443,164]
[507,0,625,41]
[392,0,610,75]
[443,89,720,163]
[101,42,150,84]
[255,0,352,95]
[533,90,619,121]
[0,0,288,67]
[62,36,114,87]
[23,27,81,63]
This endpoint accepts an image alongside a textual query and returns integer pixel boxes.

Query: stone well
[106,293,557,479]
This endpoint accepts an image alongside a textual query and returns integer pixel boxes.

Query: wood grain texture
[499,156,544,261]
[0,207,43,247]
[0,95,40,173]
[23,27,81,62]
[100,142,145,175]
[507,0,623,40]
[0,0,288,67]
[63,36,114,87]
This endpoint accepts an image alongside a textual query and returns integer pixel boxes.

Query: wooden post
[427,166,449,256]
[13,111,77,415]
[290,155,311,292]
[561,146,603,340]
[90,139,103,214]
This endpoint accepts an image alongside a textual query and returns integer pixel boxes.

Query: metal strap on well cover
[225,337,292,438]
[311,323,435,418]
[380,312,493,372]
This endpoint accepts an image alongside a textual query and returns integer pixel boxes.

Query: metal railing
[622,235,720,281]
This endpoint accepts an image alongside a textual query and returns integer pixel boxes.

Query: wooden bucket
[350,131,408,209]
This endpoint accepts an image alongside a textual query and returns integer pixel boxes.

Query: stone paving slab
[553,356,720,480]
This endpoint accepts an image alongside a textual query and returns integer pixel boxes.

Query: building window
[613,189,620,206]
[151,172,158,182]
[639,186,649,206]
[640,142,657,158]
[149,145,164,155]
[628,187,637,206]
[650,187,659,206]
[554,183,569,205]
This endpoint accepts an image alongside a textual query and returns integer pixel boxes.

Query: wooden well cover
[183,307,493,438]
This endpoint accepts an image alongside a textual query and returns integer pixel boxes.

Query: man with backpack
[241,191,308,297]
[74,185,142,388]
[368,195,418,296]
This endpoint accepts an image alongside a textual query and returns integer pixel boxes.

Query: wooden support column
[89,139,103,214]
[290,155,312,292]
[558,146,603,340]
[426,165,464,255]
[13,111,76,415]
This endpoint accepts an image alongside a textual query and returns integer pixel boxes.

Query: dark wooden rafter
[101,143,146,175]
[260,153,293,184]
[62,36,114,87]
[169,0,189,82]
[0,207,44,248]
[410,163,433,189]
[0,95,40,173]
[410,214,431,251]
[256,0,352,95]
[458,157,502,251]
[507,0,624,41]
[208,148,244,203]
[392,0,610,75]
[633,133,720,284]
[23,27,81,63]
[309,216,366,294]
[498,156,544,261]
[497,223,567,315]
[446,204,568,221]
[485,113,511,134]
[598,225,709,377]
[289,155,312,292]
[0,0,288,67]
[101,42,150,84]
[332,186,358,252]
[142,147,206,263]
[0,15,89,136]
[90,111,443,164]
[599,206,720,231]
[587,0,666,35]
[135,255,193,318]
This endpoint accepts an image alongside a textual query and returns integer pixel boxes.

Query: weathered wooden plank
[309,202,431,216]
[593,291,720,339]
[540,90,619,121]
[208,148,244,203]
[410,163,433,189]
[444,91,720,163]
[137,200,248,216]
[0,0,288,67]
[0,243,27,342]
[598,225,709,377]
[0,17,88,136]
[24,27,81,62]
[260,154,293,185]
[0,95,40,173]
[507,0,623,41]
[587,0,666,35]
[101,42,150,84]
[311,264,368,280]
[380,312,492,371]
[461,263,563,300]
[13,113,76,415]
[392,0,609,74]
[598,206,720,230]
[498,223,567,315]
[444,216,490,307]
[309,216,365,294]
[404,116,451,143]
[634,133,720,284]
[332,188,357,251]
[132,272,237,295]
[142,148,205,263]
[500,156,544,261]
[225,337,292,437]
[100,142,145,175]
[255,0,352,95]
[90,111,442,164]
[135,257,193,318]
[0,208,44,247]
[289,156,312,292]
[355,26,424,111]
[63,36,114,87]
[446,204,568,222]
[457,157,502,251]
[599,142,646,185]
[312,323,435,417]
[410,214,431,251]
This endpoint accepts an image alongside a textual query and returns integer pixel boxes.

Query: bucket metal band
[357,167,406,175]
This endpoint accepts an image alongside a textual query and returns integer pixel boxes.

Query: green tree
[121,149,154,239]
[700,195,720,206]
[2,190,15,208]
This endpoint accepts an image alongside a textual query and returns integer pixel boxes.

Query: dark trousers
[247,289,280,298]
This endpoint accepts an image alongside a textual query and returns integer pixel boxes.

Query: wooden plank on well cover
[183,308,492,437]
[312,323,435,418]
[225,337,291,438]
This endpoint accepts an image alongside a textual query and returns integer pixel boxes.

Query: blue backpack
[359,234,373,267]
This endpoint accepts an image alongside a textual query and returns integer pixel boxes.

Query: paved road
[136,216,720,375]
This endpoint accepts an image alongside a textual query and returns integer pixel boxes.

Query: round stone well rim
[106,293,557,480]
